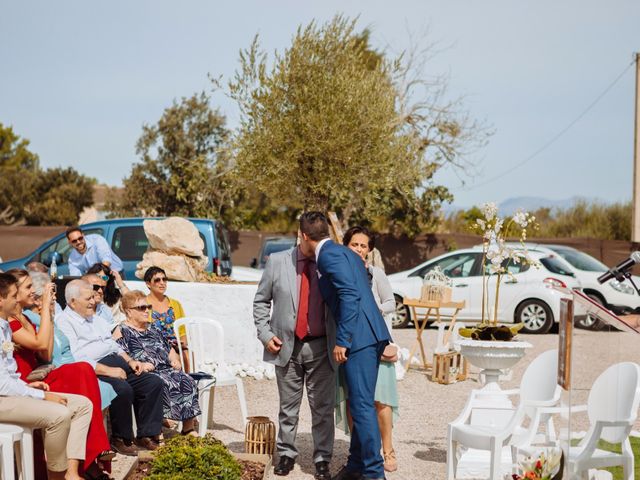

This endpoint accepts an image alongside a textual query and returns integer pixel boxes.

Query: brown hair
[299,211,330,241]
[120,290,147,312]
[6,269,30,287]
[343,226,375,250]
[0,273,18,298]
[65,226,83,238]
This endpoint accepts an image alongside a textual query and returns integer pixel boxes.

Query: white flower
[2,341,14,354]
[481,202,498,221]
[512,211,528,228]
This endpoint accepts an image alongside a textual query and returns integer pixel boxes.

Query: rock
[135,250,208,282]
[143,217,204,257]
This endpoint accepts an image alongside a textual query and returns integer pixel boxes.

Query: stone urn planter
[458,339,532,405]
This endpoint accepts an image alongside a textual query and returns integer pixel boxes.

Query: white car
[387,247,581,334]
[528,244,640,330]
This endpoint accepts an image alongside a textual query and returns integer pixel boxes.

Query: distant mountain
[442,196,605,216]
[497,196,603,216]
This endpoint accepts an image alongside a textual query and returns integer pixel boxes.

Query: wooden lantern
[244,416,276,455]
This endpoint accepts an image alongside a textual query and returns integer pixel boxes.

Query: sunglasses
[69,236,84,244]
[92,284,105,292]
[97,274,109,282]
[131,304,152,312]
[152,277,168,284]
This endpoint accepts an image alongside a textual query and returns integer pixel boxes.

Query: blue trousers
[344,341,386,479]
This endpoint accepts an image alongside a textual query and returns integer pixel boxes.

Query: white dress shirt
[315,238,331,265]
[56,306,123,368]
[0,318,45,399]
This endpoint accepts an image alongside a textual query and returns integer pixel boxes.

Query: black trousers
[98,353,164,440]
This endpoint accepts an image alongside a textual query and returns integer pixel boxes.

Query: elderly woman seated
[113,291,201,436]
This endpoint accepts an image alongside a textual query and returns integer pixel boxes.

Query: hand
[28,381,50,391]
[170,358,182,370]
[129,360,144,375]
[42,283,56,311]
[112,270,124,287]
[266,336,283,354]
[107,367,127,379]
[141,362,155,373]
[44,392,67,405]
[333,346,348,364]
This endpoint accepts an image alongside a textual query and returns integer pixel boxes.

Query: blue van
[0,218,233,278]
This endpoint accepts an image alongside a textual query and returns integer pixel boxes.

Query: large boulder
[135,250,208,282]
[143,217,204,257]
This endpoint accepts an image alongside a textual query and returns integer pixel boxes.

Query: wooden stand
[402,298,466,371]
[433,351,468,384]
[244,416,276,455]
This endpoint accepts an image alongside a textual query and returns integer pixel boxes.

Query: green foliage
[108,93,235,223]
[148,435,242,480]
[442,201,632,241]
[228,15,483,235]
[0,123,95,225]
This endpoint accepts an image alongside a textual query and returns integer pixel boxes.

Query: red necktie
[295,260,310,340]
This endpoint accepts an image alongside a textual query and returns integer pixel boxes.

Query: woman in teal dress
[338,226,399,473]
[28,272,117,410]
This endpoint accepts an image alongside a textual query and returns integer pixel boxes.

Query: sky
[1,1,639,209]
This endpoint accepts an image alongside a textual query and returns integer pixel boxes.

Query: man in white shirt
[57,280,164,455]
[66,227,123,276]
[82,273,115,324]
[0,273,92,480]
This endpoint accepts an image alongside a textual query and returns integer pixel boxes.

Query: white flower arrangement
[474,202,539,327]
[199,361,276,381]
[2,341,14,354]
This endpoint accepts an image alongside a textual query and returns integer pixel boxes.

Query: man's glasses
[69,236,84,244]
[131,304,152,312]
[92,284,105,292]
[152,277,168,284]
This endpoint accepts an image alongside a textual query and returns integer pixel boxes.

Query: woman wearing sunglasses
[143,267,188,369]
[87,264,130,324]
[6,269,115,480]
[113,291,200,436]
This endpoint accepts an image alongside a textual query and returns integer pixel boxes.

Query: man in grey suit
[254,242,336,480]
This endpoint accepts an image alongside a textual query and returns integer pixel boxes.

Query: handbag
[381,344,398,363]
[26,363,55,382]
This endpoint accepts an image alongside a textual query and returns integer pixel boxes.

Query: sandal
[384,449,398,472]
[97,450,116,461]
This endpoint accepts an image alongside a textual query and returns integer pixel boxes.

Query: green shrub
[148,434,242,480]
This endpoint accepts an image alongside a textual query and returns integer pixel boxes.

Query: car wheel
[575,293,606,331]
[516,299,554,334]
[390,295,411,328]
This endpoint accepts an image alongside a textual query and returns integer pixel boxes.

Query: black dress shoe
[274,456,295,476]
[315,460,331,480]
[332,465,362,480]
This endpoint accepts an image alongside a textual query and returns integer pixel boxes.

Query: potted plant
[457,202,537,390]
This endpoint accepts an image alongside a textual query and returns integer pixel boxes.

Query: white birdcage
[421,266,452,303]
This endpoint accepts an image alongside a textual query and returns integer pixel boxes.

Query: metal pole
[632,53,640,242]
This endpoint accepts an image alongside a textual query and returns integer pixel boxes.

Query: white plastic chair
[447,349,561,480]
[563,362,640,480]
[174,316,249,437]
[0,424,34,480]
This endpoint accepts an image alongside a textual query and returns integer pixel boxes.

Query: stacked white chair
[0,423,34,480]
[174,316,249,437]
[447,349,561,480]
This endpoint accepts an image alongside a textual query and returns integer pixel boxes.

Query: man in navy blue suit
[299,212,392,480]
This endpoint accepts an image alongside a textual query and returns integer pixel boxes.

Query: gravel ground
[112,325,640,480]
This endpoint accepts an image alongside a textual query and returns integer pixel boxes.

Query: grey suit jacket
[253,247,337,369]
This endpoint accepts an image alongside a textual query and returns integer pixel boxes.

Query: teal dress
[25,310,117,410]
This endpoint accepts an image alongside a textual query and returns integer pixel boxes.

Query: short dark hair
[299,211,330,241]
[343,226,375,250]
[65,226,83,238]
[0,273,18,298]
[144,266,167,283]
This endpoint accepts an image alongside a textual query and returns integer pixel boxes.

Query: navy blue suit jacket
[316,240,391,352]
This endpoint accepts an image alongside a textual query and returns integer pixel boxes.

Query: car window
[411,253,480,278]
[540,256,574,276]
[215,223,231,260]
[112,226,208,261]
[551,248,607,272]
[37,228,104,264]
[482,257,531,275]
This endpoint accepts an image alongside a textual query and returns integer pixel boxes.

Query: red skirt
[45,362,110,468]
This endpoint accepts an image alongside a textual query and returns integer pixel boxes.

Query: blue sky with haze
[1,1,638,208]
